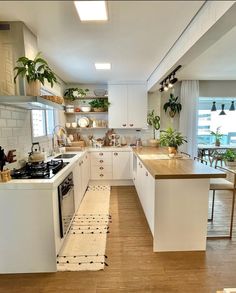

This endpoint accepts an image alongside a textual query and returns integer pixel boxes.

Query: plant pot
[148,139,159,147]
[169,111,176,118]
[215,140,220,147]
[93,107,105,112]
[225,161,236,167]
[25,80,41,96]
[168,146,177,155]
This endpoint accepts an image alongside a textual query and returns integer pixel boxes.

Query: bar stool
[208,166,236,239]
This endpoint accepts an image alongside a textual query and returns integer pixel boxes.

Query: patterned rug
[57,185,111,271]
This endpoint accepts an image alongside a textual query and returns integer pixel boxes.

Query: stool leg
[229,190,235,239]
[208,190,215,222]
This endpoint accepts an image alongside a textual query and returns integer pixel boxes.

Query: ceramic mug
[71,122,77,128]
[65,122,71,128]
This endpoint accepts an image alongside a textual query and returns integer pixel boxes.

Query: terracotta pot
[168,146,177,155]
[169,111,176,118]
[25,80,41,96]
[215,139,220,147]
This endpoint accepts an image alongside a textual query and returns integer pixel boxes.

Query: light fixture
[159,65,181,92]
[95,63,111,70]
[164,81,168,91]
[219,104,226,115]
[229,101,235,111]
[159,82,164,92]
[74,1,108,21]
[211,101,217,111]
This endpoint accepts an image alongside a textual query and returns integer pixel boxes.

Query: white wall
[199,80,236,97]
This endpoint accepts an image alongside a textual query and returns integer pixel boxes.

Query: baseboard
[89,179,134,186]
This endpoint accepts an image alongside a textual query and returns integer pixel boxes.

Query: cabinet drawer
[90,152,112,165]
[90,168,112,180]
[91,165,112,173]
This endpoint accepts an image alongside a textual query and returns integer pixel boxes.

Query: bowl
[65,122,71,128]
[94,89,107,96]
[71,122,77,128]
[80,105,91,112]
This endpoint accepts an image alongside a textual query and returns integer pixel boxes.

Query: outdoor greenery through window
[197,97,236,146]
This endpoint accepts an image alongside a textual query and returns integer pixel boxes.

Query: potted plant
[14,52,58,96]
[89,99,110,112]
[163,93,182,118]
[210,127,223,146]
[64,88,89,101]
[147,110,160,147]
[223,149,236,167]
[160,127,187,154]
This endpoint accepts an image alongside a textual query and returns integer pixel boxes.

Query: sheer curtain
[179,80,199,157]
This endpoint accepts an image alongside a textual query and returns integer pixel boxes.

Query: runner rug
[57,185,111,271]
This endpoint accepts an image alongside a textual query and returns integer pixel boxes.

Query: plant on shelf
[163,93,182,118]
[14,52,58,96]
[160,127,187,154]
[147,110,160,147]
[64,88,89,101]
[89,99,110,112]
[210,127,223,146]
[223,149,236,166]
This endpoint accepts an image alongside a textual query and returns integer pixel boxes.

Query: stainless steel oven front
[58,172,75,238]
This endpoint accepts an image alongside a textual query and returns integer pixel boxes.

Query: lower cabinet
[136,158,155,236]
[113,151,131,179]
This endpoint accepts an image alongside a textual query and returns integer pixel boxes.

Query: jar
[65,105,74,113]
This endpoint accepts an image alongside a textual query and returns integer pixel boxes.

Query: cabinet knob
[114,152,118,156]
[99,153,103,156]
[100,174,104,177]
[122,124,126,127]
[81,160,83,164]
[99,167,104,170]
[140,164,142,168]
[99,160,104,163]
[130,124,134,127]
[146,172,148,176]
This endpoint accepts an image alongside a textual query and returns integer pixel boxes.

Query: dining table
[197,145,236,167]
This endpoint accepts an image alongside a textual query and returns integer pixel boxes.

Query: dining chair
[180,151,191,158]
[208,166,236,239]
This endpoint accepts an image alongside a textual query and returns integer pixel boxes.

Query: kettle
[28,142,44,163]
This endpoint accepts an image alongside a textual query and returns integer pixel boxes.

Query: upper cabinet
[108,84,147,129]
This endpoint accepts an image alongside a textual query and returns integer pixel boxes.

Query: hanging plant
[163,93,182,118]
[147,110,160,140]
[64,88,89,101]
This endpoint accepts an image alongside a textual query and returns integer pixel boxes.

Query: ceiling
[179,25,236,80]
[0,1,203,84]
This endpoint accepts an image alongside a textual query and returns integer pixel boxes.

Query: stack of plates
[78,117,89,128]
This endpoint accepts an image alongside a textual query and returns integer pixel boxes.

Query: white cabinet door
[109,84,147,129]
[113,152,131,179]
[127,84,147,129]
[81,154,90,196]
[108,85,128,128]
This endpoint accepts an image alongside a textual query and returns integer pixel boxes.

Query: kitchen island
[132,147,226,252]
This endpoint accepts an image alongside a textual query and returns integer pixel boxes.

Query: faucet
[52,125,68,152]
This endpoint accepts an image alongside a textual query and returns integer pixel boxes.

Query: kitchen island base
[154,178,210,252]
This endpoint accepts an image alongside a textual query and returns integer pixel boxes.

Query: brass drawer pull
[130,124,134,127]
[146,172,148,176]
[122,124,126,127]
[100,174,104,177]
[99,153,103,156]
[114,152,118,156]
[99,167,104,170]
[99,160,104,163]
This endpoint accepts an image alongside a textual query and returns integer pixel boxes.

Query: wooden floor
[0,186,236,293]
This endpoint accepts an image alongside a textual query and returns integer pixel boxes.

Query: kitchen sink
[54,154,77,159]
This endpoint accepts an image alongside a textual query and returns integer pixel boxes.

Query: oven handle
[62,184,74,196]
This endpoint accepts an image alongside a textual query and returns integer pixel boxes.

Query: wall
[199,80,236,97]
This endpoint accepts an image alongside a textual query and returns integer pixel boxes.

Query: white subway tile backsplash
[7,119,17,127]
[1,128,12,137]
[11,112,21,119]
[0,109,11,119]
[0,119,6,127]
[7,137,18,147]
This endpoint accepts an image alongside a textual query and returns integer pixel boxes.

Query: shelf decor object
[64,88,89,101]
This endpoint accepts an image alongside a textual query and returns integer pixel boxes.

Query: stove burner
[11,159,67,179]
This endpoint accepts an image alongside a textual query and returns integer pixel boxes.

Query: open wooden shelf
[66,127,107,130]
[65,111,108,114]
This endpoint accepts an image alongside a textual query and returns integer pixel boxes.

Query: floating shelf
[77,96,108,99]
[65,111,108,114]
[66,127,107,130]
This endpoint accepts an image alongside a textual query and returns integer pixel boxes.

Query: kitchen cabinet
[113,151,131,180]
[90,151,113,180]
[108,84,147,128]
[136,157,155,236]
[81,153,90,194]
[73,159,82,212]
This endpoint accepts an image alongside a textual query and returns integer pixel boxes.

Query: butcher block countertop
[133,147,226,179]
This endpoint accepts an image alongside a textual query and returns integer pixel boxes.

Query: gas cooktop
[11,160,68,179]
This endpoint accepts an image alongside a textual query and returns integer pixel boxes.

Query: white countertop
[0,146,132,190]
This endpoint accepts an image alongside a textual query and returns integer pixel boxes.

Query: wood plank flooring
[0,186,236,293]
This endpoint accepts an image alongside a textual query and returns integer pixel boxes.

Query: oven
[58,172,75,238]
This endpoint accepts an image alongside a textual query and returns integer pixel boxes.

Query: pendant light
[219,104,226,115]
[211,101,217,111]
[229,101,235,111]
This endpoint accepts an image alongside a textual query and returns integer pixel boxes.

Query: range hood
[0,22,64,110]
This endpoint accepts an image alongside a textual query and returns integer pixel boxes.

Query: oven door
[58,173,75,238]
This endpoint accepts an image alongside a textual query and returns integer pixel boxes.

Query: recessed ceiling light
[95,63,111,70]
[74,1,108,21]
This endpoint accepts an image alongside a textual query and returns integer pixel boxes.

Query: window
[197,97,236,146]
[32,109,55,138]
